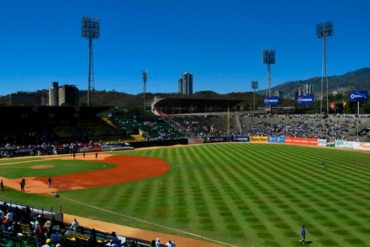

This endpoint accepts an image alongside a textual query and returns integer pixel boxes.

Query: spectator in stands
[111,231,121,247]
[89,228,97,246]
[41,238,51,247]
[33,215,44,244]
[166,240,175,247]
[70,218,79,232]
[150,240,156,247]
[50,231,61,244]
[155,237,161,247]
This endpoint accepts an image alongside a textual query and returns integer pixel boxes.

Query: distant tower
[58,85,79,106]
[317,21,333,113]
[178,72,193,95]
[48,82,59,106]
[263,50,275,97]
[81,17,100,106]
[143,70,148,113]
[304,84,313,95]
[251,81,258,110]
[178,78,183,94]
[183,72,193,95]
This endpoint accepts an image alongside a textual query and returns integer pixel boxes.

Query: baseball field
[0,143,370,247]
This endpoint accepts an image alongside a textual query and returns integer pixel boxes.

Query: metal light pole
[251,81,258,111]
[263,50,275,97]
[317,21,333,113]
[143,70,148,114]
[82,17,100,106]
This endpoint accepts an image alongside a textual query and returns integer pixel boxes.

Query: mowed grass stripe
[236,143,368,245]
[201,144,282,246]
[224,145,340,243]
[219,144,314,246]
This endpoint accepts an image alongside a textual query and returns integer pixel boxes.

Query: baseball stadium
[1,2,370,247]
[0,97,369,247]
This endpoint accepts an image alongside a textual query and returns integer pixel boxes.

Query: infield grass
[1,143,370,247]
[0,159,113,178]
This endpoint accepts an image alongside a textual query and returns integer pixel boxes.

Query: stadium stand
[0,200,165,247]
[165,113,370,142]
[109,115,185,141]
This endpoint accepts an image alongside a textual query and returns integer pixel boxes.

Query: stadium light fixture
[263,50,275,97]
[81,17,100,106]
[317,21,333,113]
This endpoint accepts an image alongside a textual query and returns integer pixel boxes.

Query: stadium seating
[0,200,164,247]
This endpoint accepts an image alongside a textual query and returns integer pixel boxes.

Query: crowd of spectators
[165,115,239,139]
[166,113,370,142]
[110,116,185,141]
[0,141,102,158]
[240,114,370,141]
[0,201,172,247]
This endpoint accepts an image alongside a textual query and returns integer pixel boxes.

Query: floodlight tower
[143,70,148,114]
[81,17,100,107]
[251,81,258,110]
[317,21,333,113]
[263,50,275,97]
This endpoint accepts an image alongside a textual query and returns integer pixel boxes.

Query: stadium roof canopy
[152,97,243,115]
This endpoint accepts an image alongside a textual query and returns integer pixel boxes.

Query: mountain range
[0,67,369,107]
[267,67,370,98]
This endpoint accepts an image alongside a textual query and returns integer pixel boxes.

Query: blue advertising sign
[296,95,314,105]
[349,91,368,102]
[232,136,250,142]
[268,136,285,143]
[264,96,280,106]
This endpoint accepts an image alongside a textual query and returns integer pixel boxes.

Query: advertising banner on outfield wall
[334,140,355,149]
[268,136,286,143]
[326,137,335,147]
[317,139,327,147]
[354,142,370,151]
[208,137,227,142]
[188,138,205,144]
[285,137,318,146]
[232,136,250,142]
[250,136,268,142]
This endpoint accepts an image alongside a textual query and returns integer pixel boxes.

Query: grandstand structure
[0,200,162,247]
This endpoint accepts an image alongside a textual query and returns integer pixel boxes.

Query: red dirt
[0,154,170,194]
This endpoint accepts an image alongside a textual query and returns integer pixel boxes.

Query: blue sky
[0,0,369,95]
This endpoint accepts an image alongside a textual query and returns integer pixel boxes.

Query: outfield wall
[266,136,370,151]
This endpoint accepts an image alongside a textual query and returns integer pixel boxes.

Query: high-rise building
[178,78,184,94]
[274,90,283,98]
[178,72,193,95]
[58,85,79,106]
[48,82,79,106]
[304,84,313,95]
[48,82,59,106]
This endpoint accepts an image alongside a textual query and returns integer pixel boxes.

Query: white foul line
[60,196,237,247]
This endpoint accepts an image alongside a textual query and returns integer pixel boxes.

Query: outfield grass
[0,157,43,164]
[1,143,370,247]
[0,159,114,178]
